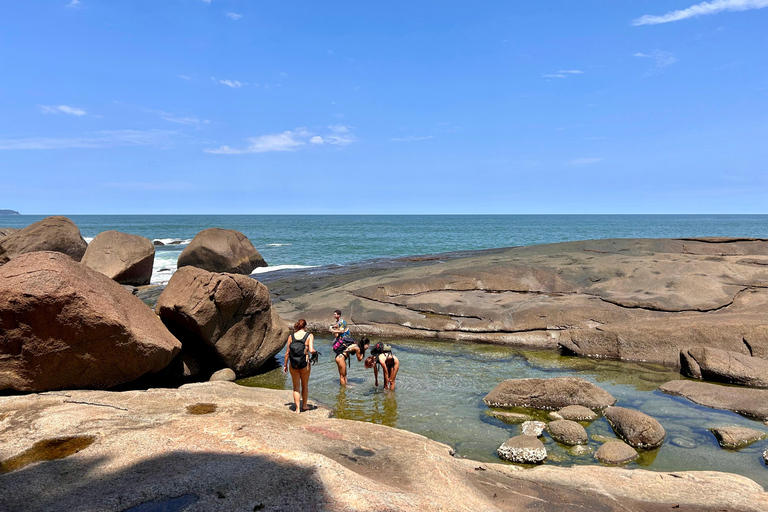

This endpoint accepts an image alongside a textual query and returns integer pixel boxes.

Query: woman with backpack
[364,342,400,390]
[283,319,317,413]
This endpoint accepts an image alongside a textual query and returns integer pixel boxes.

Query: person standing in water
[283,319,316,413]
[365,342,400,390]
[330,310,367,385]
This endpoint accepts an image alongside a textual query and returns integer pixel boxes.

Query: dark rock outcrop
[177,228,266,275]
[604,407,665,449]
[81,231,155,286]
[681,347,768,388]
[595,441,638,465]
[0,216,87,264]
[710,427,766,449]
[0,252,181,392]
[483,377,616,411]
[547,420,588,445]
[497,435,547,463]
[660,380,768,420]
[155,266,289,378]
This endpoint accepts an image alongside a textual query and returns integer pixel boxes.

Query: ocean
[2,214,767,284]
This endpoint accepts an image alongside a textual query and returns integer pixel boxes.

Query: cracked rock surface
[266,238,768,365]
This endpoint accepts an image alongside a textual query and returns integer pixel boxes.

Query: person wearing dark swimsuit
[365,344,399,390]
[283,319,316,412]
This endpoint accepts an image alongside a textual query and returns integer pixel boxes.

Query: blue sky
[1,0,767,214]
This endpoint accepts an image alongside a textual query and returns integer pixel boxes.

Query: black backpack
[288,332,310,369]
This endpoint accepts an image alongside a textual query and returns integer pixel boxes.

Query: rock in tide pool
[485,410,531,424]
[520,421,546,437]
[483,377,616,411]
[670,437,697,449]
[660,380,768,420]
[209,368,237,382]
[81,231,155,286]
[710,427,767,449]
[557,405,598,422]
[497,435,547,464]
[155,266,289,378]
[604,407,665,449]
[0,252,181,392]
[177,228,266,275]
[0,216,86,265]
[681,346,768,388]
[547,420,588,446]
[568,445,594,456]
[594,441,638,465]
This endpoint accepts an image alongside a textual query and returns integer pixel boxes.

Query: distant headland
[0,209,20,215]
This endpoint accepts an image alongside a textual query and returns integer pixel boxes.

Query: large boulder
[660,380,768,420]
[155,266,289,378]
[0,216,86,264]
[547,420,588,445]
[177,228,266,275]
[0,252,181,392]
[681,346,768,388]
[81,231,155,286]
[483,377,616,411]
[497,435,547,463]
[604,407,665,449]
[710,427,767,449]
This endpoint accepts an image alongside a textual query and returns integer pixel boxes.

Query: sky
[1,0,767,214]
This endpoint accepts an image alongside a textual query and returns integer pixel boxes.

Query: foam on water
[251,264,316,274]
[267,243,292,247]
[153,238,193,245]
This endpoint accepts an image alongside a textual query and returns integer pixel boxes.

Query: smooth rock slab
[497,435,547,464]
[660,380,768,420]
[547,420,588,446]
[81,231,155,286]
[604,406,665,449]
[557,405,598,421]
[483,377,616,411]
[681,347,768,388]
[521,421,547,437]
[710,427,767,449]
[595,441,638,465]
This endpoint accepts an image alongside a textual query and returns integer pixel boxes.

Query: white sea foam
[84,237,94,244]
[266,243,292,247]
[251,264,316,274]
[153,238,192,245]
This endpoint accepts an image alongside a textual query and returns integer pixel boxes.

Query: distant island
[0,209,20,215]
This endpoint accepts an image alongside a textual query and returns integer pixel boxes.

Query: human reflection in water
[370,389,398,427]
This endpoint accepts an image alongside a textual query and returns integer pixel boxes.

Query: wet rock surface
[557,405,598,421]
[0,216,86,265]
[178,228,266,275]
[595,441,638,465]
[547,420,588,445]
[604,406,666,449]
[497,435,547,464]
[660,380,768,420]
[681,347,768,388]
[0,252,181,392]
[81,230,155,286]
[483,377,616,411]
[710,427,767,449]
[267,238,768,364]
[486,410,531,424]
[520,421,547,437]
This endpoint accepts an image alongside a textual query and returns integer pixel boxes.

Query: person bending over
[365,343,399,390]
[283,319,316,412]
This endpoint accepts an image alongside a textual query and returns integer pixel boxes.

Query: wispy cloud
[39,105,87,116]
[632,0,768,26]
[634,50,677,75]
[391,135,434,142]
[0,130,177,150]
[67,0,82,8]
[211,77,244,88]
[151,110,209,127]
[204,126,355,154]
[100,181,193,191]
[225,11,242,20]
[543,69,584,79]
[566,157,604,166]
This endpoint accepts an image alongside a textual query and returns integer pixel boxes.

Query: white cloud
[543,70,584,79]
[205,126,355,154]
[633,0,768,25]
[67,0,82,8]
[211,77,244,88]
[152,110,209,127]
[391,135,434,142]
[39,105,87,116]
[225,12,242,20]
[566,157,604,166]
[0,130,177,150]
[634,50,677,74]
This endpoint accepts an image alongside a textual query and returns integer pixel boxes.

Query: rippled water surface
[239,336,768,487]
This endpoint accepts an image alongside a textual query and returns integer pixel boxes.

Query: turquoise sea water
[3,215,768,284]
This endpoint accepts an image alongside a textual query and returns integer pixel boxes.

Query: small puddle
[186,403,217,415]
[0,435,96,474]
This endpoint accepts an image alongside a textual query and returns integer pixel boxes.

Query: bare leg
[387,358,400,390]
[289,366,301,412]
[335,355,348,386]
[300,366,311,411]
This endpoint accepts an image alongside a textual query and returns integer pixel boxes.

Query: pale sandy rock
[497,435,547,464]
[557,405,598,421]
[681,346,768,388]
[209,368,237,382]
[521,421,547,437]
[595,441,638,464]
[484,377,616,411]
[660,380,768,420]
[604,406,666,449]
[710,427,767,449]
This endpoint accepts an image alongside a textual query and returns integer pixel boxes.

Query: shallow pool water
[238,335,768,487]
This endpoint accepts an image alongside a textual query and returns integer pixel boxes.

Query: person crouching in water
[365,342,400,390]
[283,319,316,413]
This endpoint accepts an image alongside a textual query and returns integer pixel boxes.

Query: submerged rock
[81,231,155,286]
[485,410,531,424]
[497,435,547,464]
[0,216,86,265]
[595,441,638,465]
[681,346,768,388]
[710,427,767,449]
[483,377,616,411]
[660,380,768,421]
[0,252,181,392]
[547,420,588,446]
[604,407,665,449]
[177,228,266,275]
